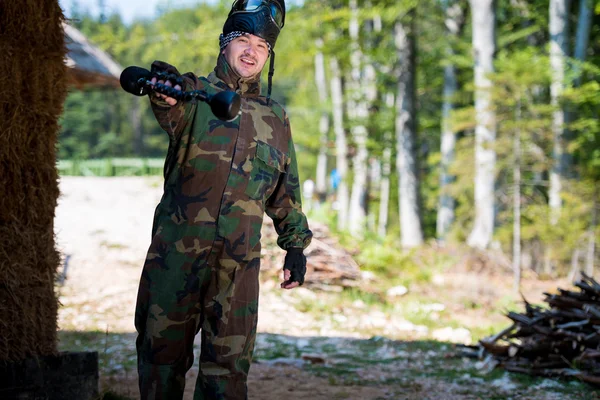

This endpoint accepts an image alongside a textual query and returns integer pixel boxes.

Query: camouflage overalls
[135,55,312,399]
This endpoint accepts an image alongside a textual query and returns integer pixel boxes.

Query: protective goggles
[231,0,285,29]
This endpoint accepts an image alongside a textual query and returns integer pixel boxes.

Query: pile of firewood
[464,273,600,386]
[260,221,362,288]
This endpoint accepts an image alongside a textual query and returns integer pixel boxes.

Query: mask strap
[267,50,275,105]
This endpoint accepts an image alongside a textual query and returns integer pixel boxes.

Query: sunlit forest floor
[55,177,598,399]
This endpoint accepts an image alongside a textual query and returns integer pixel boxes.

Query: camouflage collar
[209,54,261,98]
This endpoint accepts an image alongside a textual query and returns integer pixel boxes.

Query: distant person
[329,168,341,207]
[133,1,312,399]
[330,168,341,193]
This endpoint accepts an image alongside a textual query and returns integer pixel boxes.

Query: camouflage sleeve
[148,60,198,141]
[265,116,313,251]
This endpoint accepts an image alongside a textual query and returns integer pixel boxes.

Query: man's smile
[240,56,257,66]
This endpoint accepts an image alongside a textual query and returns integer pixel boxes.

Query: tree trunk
[395,10,423,248]
[569,247,582,282]
[544,249,554,277]
[368,158,379,232]
[330,57,349,231]
[363,9,381,234]
[437,0,464,242]
[378,130,393,238]
[513,101,522,294]
[574,0,593,87]
[314,39,330,205]
[548,0,572,224]
[586,192,597,277]
[467,0,497,249]
[347,0,369,236]
[577,0,594,276]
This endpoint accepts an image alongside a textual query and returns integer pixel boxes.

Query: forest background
[60,0,600,286]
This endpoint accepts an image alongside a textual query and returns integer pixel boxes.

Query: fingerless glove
[150,61,184,88]
[283,248,307,286]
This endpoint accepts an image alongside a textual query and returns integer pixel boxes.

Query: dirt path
[55,177,351,337]
[55,177,594,400]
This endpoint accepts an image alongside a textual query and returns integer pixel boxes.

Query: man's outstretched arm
[148,60,198,141]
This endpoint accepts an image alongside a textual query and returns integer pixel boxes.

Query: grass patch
[260,334,600,398]
[292,286,393,324]
[308,202,457,287]
[469,323,511,342]
[338,287,387,306]
[58,330,137,375]
[99,240,128,249]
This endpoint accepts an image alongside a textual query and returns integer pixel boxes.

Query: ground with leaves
[55,177,598,399]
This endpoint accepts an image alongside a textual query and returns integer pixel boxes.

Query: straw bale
[0,283,59,361]
[0,0,67,361]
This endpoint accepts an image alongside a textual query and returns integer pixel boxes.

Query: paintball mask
[223,0,285,49]
[221,0,286,103]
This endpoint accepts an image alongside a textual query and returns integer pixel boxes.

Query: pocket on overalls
[245,141,286,201]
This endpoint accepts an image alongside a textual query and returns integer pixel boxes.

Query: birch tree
[347,0,370,236]
[467,0,497,249]
[363,11,380,233]
[586,195,597,276]
[378,130,393,237]
[574,0,593,87]
[574,0,594,273]
[395,8,423,248]
[436,0,465,242]
[548,0,571,224]
[314,39,330,206]
[368,158,380,231]
[330,56,350,231]
[513,100,522,293]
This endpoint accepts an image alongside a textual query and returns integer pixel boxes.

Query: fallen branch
[260,222,361,288]
[474,275,600,386]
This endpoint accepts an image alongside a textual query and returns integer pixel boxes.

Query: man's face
[222,33,270,79]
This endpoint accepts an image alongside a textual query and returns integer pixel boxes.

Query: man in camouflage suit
[134,1,312,399]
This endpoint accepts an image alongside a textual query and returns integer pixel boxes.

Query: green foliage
[356,241,420,276]
[60,0,600,275]
[57,158,165,176]
[567,75,600,180]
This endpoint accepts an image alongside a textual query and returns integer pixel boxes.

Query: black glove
[150,61,184,88]
[283,248,307,286]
